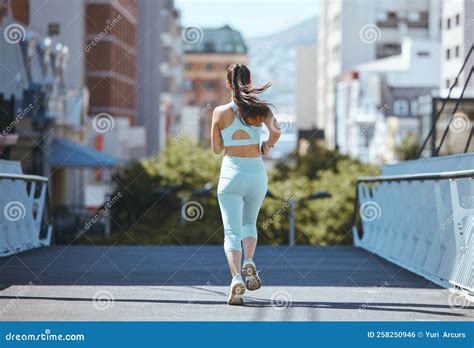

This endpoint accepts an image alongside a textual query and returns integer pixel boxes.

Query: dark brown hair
[227,64,272,124]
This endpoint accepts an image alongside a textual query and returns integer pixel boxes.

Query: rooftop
[184,25,247,55]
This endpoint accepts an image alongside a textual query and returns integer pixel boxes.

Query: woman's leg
[241,171,268,259]
[242,237,257,260]
[240,171,267,291]
[217,188,244,276]
[225,250,242,276]
[218,187,246,305]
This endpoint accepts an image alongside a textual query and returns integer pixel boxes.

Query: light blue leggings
[217,156,268,254]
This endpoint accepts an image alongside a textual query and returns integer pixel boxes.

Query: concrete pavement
[0,246,471,321]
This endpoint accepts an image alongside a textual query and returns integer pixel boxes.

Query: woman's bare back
[217,104,262,158]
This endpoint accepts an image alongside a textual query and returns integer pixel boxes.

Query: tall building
[137,0,183,156]
[0,0,105,211]
[440,0,474,93]
[296,45,318,131]
[317,0,441,149]
[29,0,146,161]
[85,0,137,124]
[183,25,248,142]
[27,0,145,211]
[247,17,318,117]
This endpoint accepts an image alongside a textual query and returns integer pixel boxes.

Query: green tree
[262,142,379,245]
[395,132,420,161]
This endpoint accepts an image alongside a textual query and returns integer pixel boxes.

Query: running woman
[211,64,281,305]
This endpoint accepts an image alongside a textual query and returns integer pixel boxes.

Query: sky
[175,0,319,39]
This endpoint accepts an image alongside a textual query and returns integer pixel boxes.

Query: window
[455,46,460,57]
[376,43,401,59]
[417,51,430,57]
[48,22,60,36]
[204,42,215,52]
[203,80,214,90]
[387,11,397,20]
[183,79,193,91]
[377,11,398,27]
[407,11,428,28]
[185,63,192,70]
[446,48,451,60]
[393,99,409,116]
[205,63,213,71]
[455,14,460,26]
[447,18,451,29]
[446,79,450,88]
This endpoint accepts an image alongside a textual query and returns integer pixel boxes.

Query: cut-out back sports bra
[221,102,262,147]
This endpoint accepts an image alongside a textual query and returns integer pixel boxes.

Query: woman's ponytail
[227,64,273,124]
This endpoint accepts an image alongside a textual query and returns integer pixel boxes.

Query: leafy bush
[264,142,380,245]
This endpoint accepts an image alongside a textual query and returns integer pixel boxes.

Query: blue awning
[48,138,119,168]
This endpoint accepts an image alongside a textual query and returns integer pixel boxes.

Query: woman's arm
[211,108,224,154]
[261,109,281,155]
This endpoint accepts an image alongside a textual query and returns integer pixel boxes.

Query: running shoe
[242,258,262,291]
[227,275,245,305]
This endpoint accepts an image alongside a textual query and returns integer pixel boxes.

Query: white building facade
[296,45,318,131]
[317,0,441,148]
[440,0,474,94]
[336,38,440,164]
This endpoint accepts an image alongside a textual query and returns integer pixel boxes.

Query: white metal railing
[0,172,52,257]
[353,169,474,295]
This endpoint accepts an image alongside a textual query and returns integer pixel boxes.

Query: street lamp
[191,182,214,197]
[266,190,331,246]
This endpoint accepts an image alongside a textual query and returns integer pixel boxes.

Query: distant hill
[247,17,318,115]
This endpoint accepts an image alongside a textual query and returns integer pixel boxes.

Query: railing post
[289,199,296,246]
[430,97,437,157]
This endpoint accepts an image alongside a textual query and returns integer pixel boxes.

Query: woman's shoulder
[213,103,234,119]
[214,102,233,113]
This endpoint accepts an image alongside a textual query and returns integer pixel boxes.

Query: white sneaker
[227,275,245,305]
[242,259,262,291]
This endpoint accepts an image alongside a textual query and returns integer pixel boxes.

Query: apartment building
[29,0,139,114]
[25,0,145,214]
[137,0,183,156]
[183,25,248,142]
[29,0,145,161]
[317,0,441,149]
[440,0,474,93]
[85,0,137,124]
[0,0,105,212]
[336,38,440,163]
